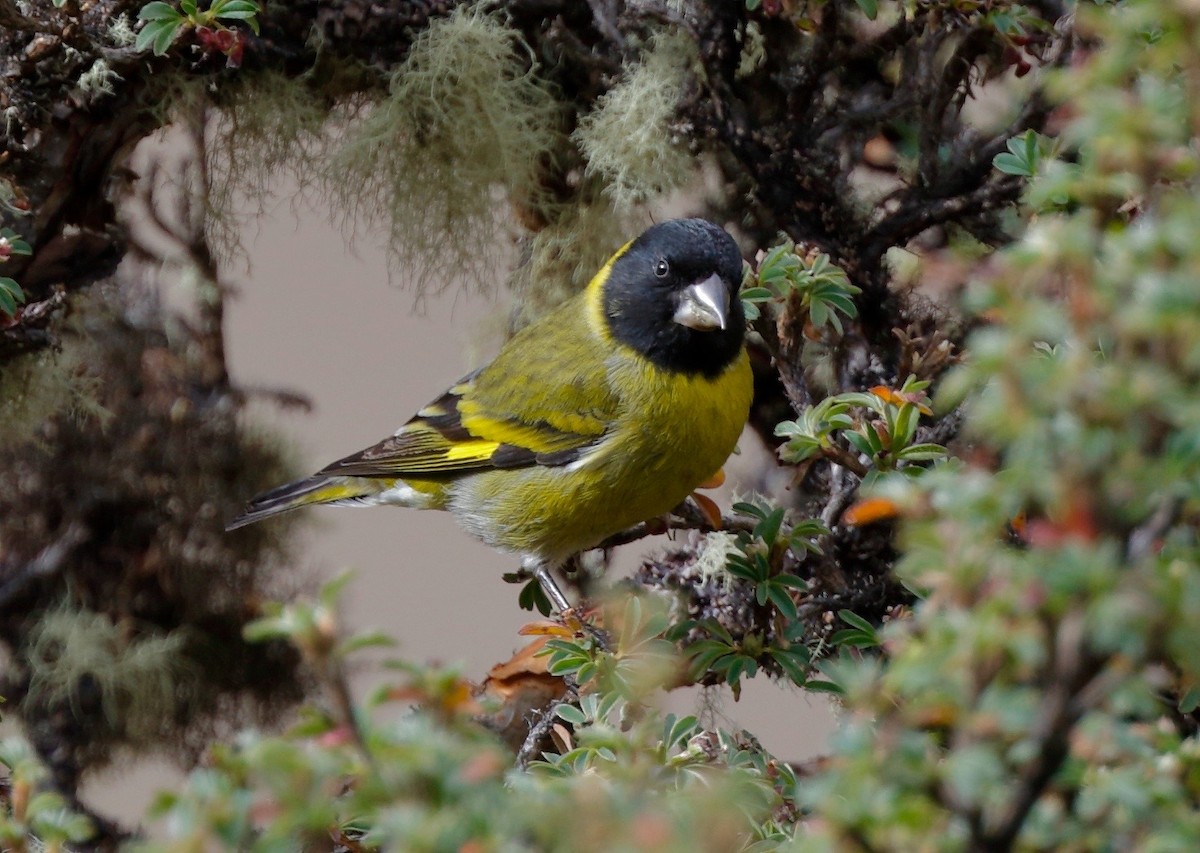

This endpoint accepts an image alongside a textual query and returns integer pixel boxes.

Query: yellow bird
[229,219,753,610]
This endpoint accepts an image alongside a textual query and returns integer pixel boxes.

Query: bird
[228,218,753,612]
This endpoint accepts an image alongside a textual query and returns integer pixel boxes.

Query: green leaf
[137,17,184,54]
[838,610,876,634]
[803,679,845,695]
[335,630,397,657]
[518,579,552,615]
[555,704,586,726]
[732,501,769,521]
[773,573,809,591]
[844,430,876,457]
[765,583,799,621]
[138,1,183,21]
[1179,685,1200,714]
[897,443,948,461]
[894,403,919,448]
[769,648,810,685]
[664,714,700,750]
[993,152,1031,176]
[688,644,735,676]
[699,618,735,646]
[0,277,24,317]
[754,507,786,544]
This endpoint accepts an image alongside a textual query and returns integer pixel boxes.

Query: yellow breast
[446,348,752,561]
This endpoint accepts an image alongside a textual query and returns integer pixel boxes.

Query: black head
[601,219,746,378]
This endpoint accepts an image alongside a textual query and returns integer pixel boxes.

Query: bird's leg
[522,556,573,614]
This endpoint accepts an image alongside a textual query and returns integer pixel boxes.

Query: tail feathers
[226,476,378,531]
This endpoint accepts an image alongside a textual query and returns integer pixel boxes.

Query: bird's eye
[654,259,670,278]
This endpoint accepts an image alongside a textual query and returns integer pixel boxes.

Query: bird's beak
[672,273,729,331]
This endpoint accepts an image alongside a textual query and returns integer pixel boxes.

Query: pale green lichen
[0,293,109,444]
[202,70,342,257]
[106,13,137,47]
[737,21,767,79]
[573,32,700,210]
[505,192,630,330]
[689,532,739,591]
[76,58,121,100]
[24,601,194,747]
[323,5,567,295]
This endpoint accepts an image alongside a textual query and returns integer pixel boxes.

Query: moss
[505,191,629,330]
[0,289,122,444]
[324,5,567,295]
[0,346,105,445]
[24,602,193,748]
[0,288,308,783]
[737,21,767,80]
[203,70,342,258]
[572,32,700,210]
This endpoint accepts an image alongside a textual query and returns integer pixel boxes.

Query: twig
[516,690,578,769]
[1126,496,1181,563]
[323,661,377,770]
[0,0,56,34]
[596,508,756,551]
[861,177,1023,266]
[821,444,869,479]
[820,464,859,529]
[973,611,1108,850]
[0,523,88,612]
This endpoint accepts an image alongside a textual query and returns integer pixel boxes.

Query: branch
[820,464,860,529]
[516,691,577,769]
[596,505,756,551]
[0,0,56,34]
[0,522,88,612]
[973,611,1112,849]
[861,176,1024,266]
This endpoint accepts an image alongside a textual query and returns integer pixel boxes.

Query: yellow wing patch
[316,370,607,480]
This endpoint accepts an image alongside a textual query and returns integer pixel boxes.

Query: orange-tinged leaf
[870,385,906,406]
[843,497,902,526]
[1025,497,1100,548]
[440,679,480,715]
[316,725,354,748]
[518,620,575,638]
[871,384,933,415]
[697,468,726,489]
[488,636,553,678]
[690,492,723,528]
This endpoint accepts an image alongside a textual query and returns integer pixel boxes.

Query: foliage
[791,0,1200,847]
[741,242,861,331]
[0,227,31,318]
[123,585,804,851]
[136,1,260,59]
[0,741,92,852]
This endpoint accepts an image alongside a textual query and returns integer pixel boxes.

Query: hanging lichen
[572,32,700,211]
[324,5,568,296]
